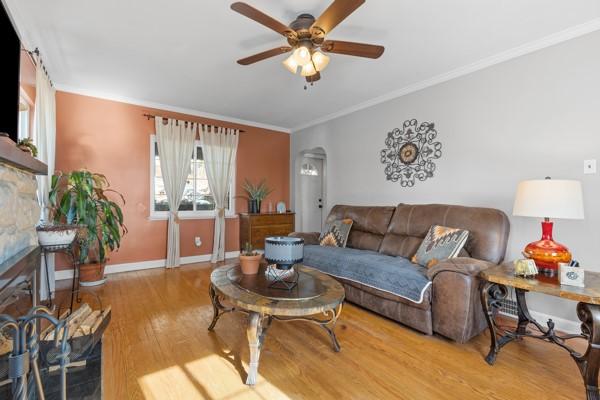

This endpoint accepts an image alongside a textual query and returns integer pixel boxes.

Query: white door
[300,157,324,232]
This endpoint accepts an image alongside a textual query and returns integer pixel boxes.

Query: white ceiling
[6,0,600,131]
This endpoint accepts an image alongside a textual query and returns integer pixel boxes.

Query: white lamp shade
[311,51,330,72]
[513,179,584,219]
[301,62,316,77]
[292,46,311,65]
[282,55,298,74]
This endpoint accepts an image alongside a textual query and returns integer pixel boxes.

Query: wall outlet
[584,159,597,174]
[194,237,202,247]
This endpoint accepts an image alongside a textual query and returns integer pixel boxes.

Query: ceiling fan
[231,0,384,85]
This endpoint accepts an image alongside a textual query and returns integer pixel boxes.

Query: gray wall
[292,31,600,327]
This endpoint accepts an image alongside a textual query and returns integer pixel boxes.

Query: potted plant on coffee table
[242,179,273,213]
[239,242,261,275]
[49,170,127,286]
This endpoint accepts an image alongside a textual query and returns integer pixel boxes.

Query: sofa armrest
[426,257,496,280]
[289,232,320,245]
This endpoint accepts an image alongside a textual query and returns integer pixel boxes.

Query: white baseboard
[500,310,580,334]
[55,251,240,281]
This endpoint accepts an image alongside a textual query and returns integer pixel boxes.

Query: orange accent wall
[54,91,289,269]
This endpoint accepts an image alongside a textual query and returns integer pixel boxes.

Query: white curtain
[156,118,196,268]
[33,57,56,300]
[201,126,239,263]
[33,58,56,221]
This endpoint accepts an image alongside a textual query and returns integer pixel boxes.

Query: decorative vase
[79,262,107,286]
[523,220,571,275]
[239,254,262,275]
[248,199,259,213]
[264,236,304,270]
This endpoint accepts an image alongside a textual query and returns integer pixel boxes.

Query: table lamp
[513,178,584,275]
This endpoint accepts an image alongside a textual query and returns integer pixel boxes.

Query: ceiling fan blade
[237,46,292,65]
[231,2,296,38]
[321,40,384,59]
[311,0,365,35]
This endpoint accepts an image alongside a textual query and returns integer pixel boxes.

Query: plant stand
[40,243,80,312]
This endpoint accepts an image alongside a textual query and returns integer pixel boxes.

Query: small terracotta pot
[79,262,107,286]
[239,254,262,275]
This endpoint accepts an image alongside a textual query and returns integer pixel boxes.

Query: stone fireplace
[0,161,40,265]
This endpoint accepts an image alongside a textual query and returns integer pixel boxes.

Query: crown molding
[54,84,292,134]
[291,17,600,132]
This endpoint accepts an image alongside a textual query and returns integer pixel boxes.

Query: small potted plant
[242,179,273,214]
[239,242,261,275]
[17,138,38,157]
[48,170,127,286]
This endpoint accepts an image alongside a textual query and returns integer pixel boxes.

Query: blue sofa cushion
[302,245,431,304]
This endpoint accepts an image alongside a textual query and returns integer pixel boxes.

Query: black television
[0,2,21,142]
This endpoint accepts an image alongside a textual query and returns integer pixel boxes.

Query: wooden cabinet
[239,213,295,250]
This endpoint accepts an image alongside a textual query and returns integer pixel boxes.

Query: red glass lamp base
[523,220,571,275]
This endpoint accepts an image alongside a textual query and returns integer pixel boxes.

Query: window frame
[18,89,34,140]
[149,135,236,220]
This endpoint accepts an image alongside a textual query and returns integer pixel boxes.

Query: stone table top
[210,264,345,316]
[480,263,600,305]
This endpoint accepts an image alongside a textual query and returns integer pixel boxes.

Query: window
[18,99,30,140]
[300,163,319,176]
[150,136,234,219]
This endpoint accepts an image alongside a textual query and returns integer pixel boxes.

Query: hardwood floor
[55,261,585,399]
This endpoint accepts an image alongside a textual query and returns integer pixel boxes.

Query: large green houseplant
[49,170,127,285]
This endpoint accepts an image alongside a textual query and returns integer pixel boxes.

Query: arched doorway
[295,147,327,232]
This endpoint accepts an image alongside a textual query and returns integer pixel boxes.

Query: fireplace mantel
[0,136,47,175]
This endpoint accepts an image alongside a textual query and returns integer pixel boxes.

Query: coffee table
[208,263,345,385]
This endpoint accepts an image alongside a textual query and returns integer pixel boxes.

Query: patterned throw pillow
[411,225,469,268]
[319,219,353,248]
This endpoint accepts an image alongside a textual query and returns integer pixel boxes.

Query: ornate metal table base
[481,282,600,400]
[208,283,343,385]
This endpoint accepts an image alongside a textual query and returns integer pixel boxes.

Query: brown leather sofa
[291,204,510,343]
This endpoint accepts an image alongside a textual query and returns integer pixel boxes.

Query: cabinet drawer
[251,224,294,249]
[249,214,294,227]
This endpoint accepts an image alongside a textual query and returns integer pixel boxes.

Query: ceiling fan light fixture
[282,54,299,74]
[300,62,317,77]
[311,51,330,72]
[292,45,311,65]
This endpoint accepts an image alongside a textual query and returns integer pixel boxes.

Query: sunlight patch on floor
[138,355,291,400]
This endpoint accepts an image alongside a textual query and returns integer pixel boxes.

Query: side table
[480,263,600,400]
[40,243,80,311]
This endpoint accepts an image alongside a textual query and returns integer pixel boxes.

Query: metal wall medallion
[380,119,442,187]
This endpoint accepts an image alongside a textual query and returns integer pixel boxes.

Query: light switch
[584,159,597,174]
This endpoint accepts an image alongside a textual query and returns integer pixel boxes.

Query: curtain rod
[143,113,245,132]
[22,47,54,88]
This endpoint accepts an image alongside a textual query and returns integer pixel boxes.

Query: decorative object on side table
[380,119,442,187]
[512,177,584,275]
[242,178,273,214]
[264,236,303,290]
[48,170,127,286]
[239,242,261,275]
[513,258,538,277]
[560,260,585,287]
[480,263,600,400]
